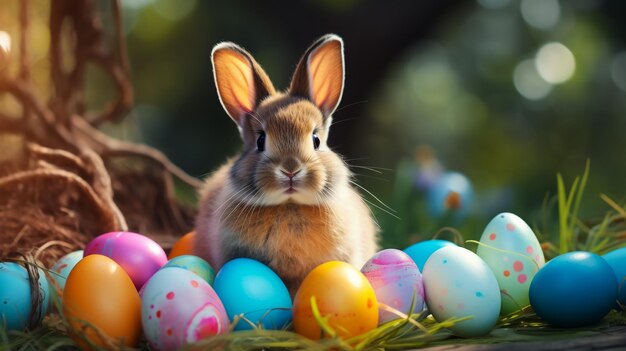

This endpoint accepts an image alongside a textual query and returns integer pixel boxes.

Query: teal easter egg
[529,252,617,327]
[403,240,456,272]
[213,258,292,331]
[0,262,50,331]
[162,255,215,285]
[476,213,545,315]
[49,250,84,295]
[603,247,626,307]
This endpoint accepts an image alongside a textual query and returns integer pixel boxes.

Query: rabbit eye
[257,132,266,152]
[313,133,320,150]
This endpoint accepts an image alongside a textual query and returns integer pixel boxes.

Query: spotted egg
[423,246,501,337]
[141,267,229,351]
[361,249,424,324]
[49,250,83,298]
[476,213,545,315]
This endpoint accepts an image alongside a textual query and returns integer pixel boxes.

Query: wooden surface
[421,325,626,351]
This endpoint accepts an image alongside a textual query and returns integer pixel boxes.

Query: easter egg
[0,262,49,331]
[427,172,473,220]
[476,213,545,315]
[293,261,378,340]
[403,240,456,272]
[213,258,292,331]
[163,255,215,285]
[142,267,229,350]
[85,231,168,290]
[603,247,626,307]
[423,246,501,337]
[361,249,424,324]
[529,251,617,327]
[49,250,83,297]
[63,254,141,349]
[169,231,195,259]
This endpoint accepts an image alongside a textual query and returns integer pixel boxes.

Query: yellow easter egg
[168,231,195,259]
[63,254,141,350]
[293,261,378,340]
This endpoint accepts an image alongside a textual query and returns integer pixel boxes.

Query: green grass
[538,161,626,258]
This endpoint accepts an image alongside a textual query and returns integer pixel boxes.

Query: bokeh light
[535,42,576,85]
[610,52,626,93]
[520,0,561,30]
[477,0,512,10]
[513,59,552,100]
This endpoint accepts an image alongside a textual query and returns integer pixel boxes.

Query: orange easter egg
[293,261,378,340]
[63,254,141,350]
[168,231,195,259]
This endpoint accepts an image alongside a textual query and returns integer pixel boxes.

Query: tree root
[0,0,198,265]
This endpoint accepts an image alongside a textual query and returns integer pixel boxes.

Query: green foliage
[556,159,590,254]
[538,161,626,259]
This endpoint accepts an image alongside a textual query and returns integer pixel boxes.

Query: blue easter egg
[404,240,457,272]
[427,172,473,220]
[602,247,626,307]
[529,252,617,327]
[213,258,292,331]
[163,255,215,285]
[0,262,50,331]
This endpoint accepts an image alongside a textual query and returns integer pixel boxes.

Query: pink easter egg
[85,231,168,290]
[141,267,229,350]
[362,249,425,324]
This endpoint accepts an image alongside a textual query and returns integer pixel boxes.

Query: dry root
[0,0,197,267]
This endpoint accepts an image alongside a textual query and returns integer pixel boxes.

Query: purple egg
[362,249,425,324]
[85,232,167,290]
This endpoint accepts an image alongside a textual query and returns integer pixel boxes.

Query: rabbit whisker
[332,100,369,114]
[348,165,384,175]
[349,180,396,214]
[352,173,390,182]
[346,163,392,172]
[214,183,254,214]
[330,117,358,127]
[219,187,257,224]
[361,196,400,221]
[233,190,263,229]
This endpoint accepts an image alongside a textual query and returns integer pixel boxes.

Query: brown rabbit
[195,34,379,293]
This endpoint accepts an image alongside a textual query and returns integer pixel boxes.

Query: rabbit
[195,34,379,293]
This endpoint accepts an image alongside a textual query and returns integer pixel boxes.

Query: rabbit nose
[281,158,302,178]
[281,169,301,179]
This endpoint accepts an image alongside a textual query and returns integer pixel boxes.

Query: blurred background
[1,0,625,249]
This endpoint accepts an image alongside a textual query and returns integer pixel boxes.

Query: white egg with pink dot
[423,246,500,337]
[476,212,545,315]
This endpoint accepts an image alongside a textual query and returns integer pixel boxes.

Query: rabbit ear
[290,34,345,116]
[212,42,276,127]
